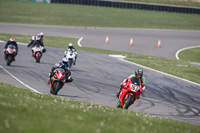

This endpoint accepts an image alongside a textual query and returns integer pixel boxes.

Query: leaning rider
[116,69,146,99]
[48,57,73,84]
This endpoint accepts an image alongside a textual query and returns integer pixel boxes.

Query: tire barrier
[51,0,200,14]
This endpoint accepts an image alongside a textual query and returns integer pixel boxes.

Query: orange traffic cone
[129,38,133,46]
[157,39,161,48]
[105,36,109,44]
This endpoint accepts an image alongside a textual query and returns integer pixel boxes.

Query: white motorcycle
[32,43,44,63]
[64,50,77,67]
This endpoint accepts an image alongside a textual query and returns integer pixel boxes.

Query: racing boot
[43,48,46,53]
[65,76,73,83]
[48,79,50,84]
[116,90,121,98]
[137,94,140,99]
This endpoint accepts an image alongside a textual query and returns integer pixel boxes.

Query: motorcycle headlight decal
[131,84,139,92]
[9,49,14,53]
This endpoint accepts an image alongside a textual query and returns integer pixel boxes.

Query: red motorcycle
[32,43,44,63]
[117,77,142,109]
[49,68,66,95]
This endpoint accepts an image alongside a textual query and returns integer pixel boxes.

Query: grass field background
[0,0,200,30]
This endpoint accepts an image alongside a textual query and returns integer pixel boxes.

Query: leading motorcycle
[32,43,44,63]
[117,77,142,109]
[49,68,66,95]
[4,44,17,66]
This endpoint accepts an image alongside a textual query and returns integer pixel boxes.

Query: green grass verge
[0,82,199,133]
[0,0,200,30]
[179,47,200,63]
[0,33,200,84]
[0,33,78,49]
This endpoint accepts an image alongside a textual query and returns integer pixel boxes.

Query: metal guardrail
[51,0,200,14]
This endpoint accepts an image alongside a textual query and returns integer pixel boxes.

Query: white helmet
[68,43,73,48]
[39,32,44,36]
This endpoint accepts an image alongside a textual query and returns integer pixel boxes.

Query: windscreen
[130,77,141,86]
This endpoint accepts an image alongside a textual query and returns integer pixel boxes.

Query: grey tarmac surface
[0,24,200,125]
[1,23,200,59]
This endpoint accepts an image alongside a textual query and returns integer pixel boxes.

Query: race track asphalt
[0,23,200,125]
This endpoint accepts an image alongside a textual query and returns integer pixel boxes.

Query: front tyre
[36,58,40,63]
[123,95,133,109]
[52,81,63,95]
[6,55,13,66]
[35,52,41,63]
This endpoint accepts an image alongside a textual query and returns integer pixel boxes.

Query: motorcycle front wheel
[6,55,13,66]
[35,53,41,63]
[123,95,133,109]
[51,81,63,95]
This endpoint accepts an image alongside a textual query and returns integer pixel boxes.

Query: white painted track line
[175,45,200,60]
[0,65,42,94]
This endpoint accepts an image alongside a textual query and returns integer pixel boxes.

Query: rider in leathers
[27,34,46,53]
[116,69,146,99]
[48,57,73,84]
[4,38,18,61]
[28,32,44,46]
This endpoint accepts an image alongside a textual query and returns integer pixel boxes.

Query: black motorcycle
[4,44,17,66]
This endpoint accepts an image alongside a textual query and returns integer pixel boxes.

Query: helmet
[135,69,143,78]
[68,43,73,49]
[39,32,44,38]
[36,36,41,41]
[62,57,69,66]
[10,38,15,42]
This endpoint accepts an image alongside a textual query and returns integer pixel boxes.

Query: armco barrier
[51,0,200,14]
